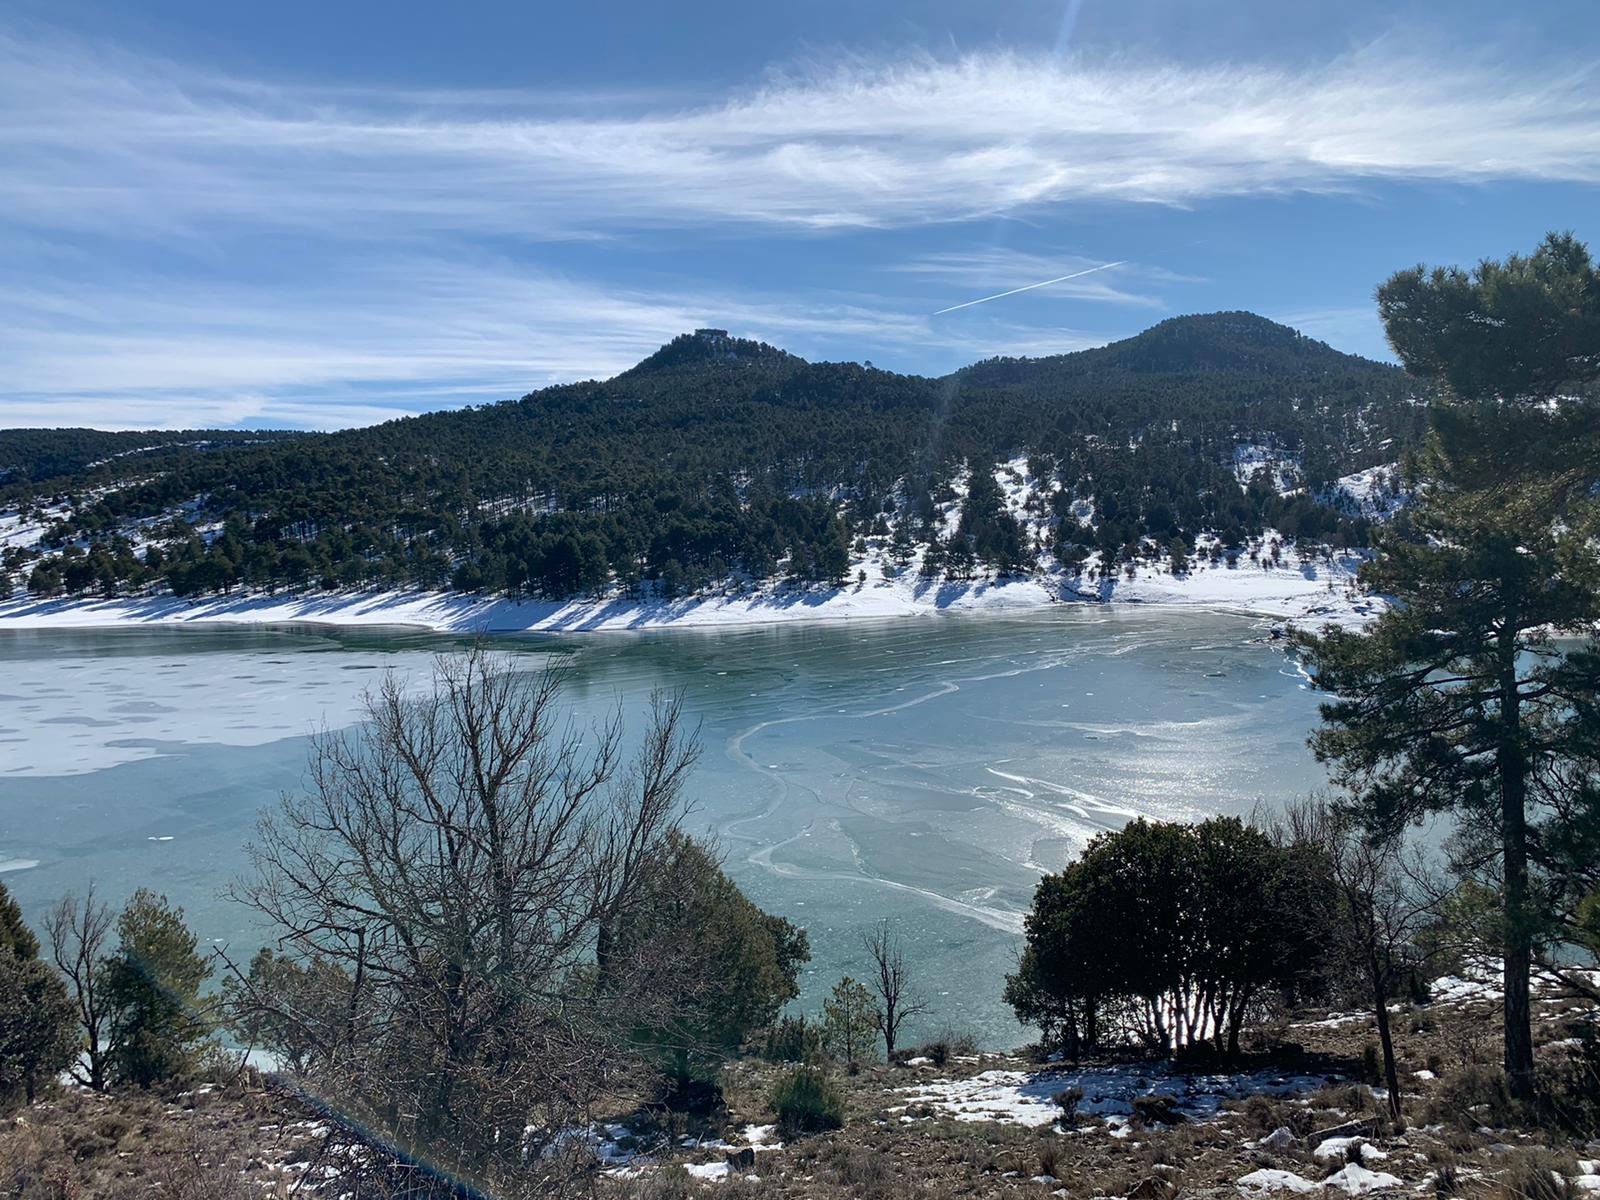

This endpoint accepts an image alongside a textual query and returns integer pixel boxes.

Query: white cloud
[2,32,1597,239]
[3,23,1586,427]
[0,254,1112,429]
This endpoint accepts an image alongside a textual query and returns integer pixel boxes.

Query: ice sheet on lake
[0,642,444,776]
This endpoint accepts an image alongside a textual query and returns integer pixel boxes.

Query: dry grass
[4,984,1596,1200]
[0,1079,339,1200]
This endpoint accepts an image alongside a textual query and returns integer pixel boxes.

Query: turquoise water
[0,610,1331,1045]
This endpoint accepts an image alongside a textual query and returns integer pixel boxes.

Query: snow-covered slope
[0,534,1375,635]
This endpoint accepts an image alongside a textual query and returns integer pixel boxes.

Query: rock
[1262,1127,1298,1153]
[1130,1174,1176,1199]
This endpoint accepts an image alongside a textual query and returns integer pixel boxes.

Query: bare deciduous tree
[1282,798,1434,1122]
[861,919,928,1058]
[45,884,114,1091]
[231,647,699,1194]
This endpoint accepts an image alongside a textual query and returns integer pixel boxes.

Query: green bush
[1360,1042,1382,1084]
[904,1026,978,1068]
[761,1014,822,1064]
[769,1066,844,1136]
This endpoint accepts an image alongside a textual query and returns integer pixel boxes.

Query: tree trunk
[1370,952,1401,1122]
[1498,633,1535,1102]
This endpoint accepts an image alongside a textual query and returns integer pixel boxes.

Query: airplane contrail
[931,260,1128,316]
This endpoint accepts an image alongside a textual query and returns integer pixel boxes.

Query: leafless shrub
[1276,797,1437,1122]
[230,646,701,1195]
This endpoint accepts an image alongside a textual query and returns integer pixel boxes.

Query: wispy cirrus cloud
[0,255,1112,429]
[1,21,1591,428]
[2,30,1598,240]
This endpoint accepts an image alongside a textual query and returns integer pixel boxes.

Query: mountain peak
[623,328,799,377]
[949,310,1394,391]
[1098,311,1374,374]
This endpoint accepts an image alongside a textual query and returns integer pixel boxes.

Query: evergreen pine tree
[1299,233,1600,1100]
[888,518,915,570]
[0,883,76,1107]
[822,976,876,1073]
[0,881,39,959]
[609,833,809,1086]
[0,952,77,1106]
[103,890,212,1087]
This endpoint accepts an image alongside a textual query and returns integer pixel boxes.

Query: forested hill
[0,312,1422,602]
[0,428,303,490]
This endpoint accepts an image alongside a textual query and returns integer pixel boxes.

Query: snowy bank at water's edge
[0,549,1379,636]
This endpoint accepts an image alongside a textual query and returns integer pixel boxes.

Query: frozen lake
[0,609,1333,1045]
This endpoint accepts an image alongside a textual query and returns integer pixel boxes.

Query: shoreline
[0,555,1380,636]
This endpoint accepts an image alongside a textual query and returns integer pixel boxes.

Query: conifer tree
[0,882,76,1107]
[0,881,38,959]
[1298,233,1600,1100]
[888,518,915,570]
[822,976,876,1073]
[609,833,809,1087]
[103,890,212,1087]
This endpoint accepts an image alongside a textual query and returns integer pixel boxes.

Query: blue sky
[2,1,1597,430]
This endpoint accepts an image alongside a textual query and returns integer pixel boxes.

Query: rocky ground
[3,968,1595,1199]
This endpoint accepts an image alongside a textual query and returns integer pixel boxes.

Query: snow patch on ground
[1429,957,1600,1006]
[1238,1168,1320,1194]
[1233,443,1302,494]
[895,1062,1335,1129]
[1315,1137,1388,1164]
[1322,1162,1404,1194]
[1318,466,1407,523]
[0,536,1381,635]
[562,1120,779,1185]
[1066,544,1375,631]
[0,503,64,553]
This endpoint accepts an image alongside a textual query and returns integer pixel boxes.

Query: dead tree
[861,919,929,1058]
[45,885,114,1091]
